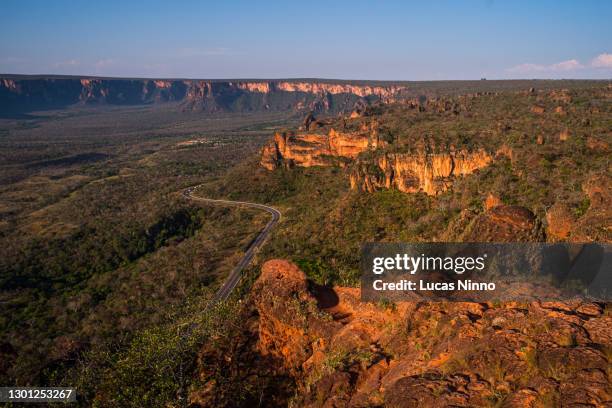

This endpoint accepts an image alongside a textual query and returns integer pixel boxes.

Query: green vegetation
[0,107,285,404]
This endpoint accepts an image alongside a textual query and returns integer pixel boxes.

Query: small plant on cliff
[295,258,338,286]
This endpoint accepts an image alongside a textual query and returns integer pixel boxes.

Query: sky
[1,0,611,80]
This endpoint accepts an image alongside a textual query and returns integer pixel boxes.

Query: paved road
[182,186,281,302]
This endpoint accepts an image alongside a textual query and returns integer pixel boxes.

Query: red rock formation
[224,259,612,407]
[559,128,571,141]
[586,137,610,152]
[275,81,405,101]
[484,193,503,210]
[260,123,382,170]
[261,117,494,196]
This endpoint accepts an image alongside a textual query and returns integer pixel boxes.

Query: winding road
[182,186,281,302]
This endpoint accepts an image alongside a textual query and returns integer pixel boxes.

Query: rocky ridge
[0,77,406,114]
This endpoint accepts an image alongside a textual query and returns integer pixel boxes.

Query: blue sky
[1,0,610,80]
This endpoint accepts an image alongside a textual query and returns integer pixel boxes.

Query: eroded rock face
[261,116,493,196]
[274,81,405,101]
[260,123,382,170]
[240,260,612,407]
[349,149,493,196]
[0,77,405,114]
[251,260,340,375]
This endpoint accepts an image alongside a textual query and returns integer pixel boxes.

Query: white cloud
[507,59,584,74]
[551,59,583,71]
[507,53,611,75]
[591,53,612,68]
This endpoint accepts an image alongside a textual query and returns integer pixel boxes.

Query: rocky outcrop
[463,205,545,242]
[260,122,382,170]
[275,81,404,101]
[484,193,503,210]
[540,174,612,243]
[349,149,493,195]
[569,174,612,242]
[193,259,612,407]
[261,114,493,196]
[0,76,406,114]
[546,203,576,241]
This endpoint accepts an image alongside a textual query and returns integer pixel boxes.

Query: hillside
[0,80,610,406]
[187,82,611,407]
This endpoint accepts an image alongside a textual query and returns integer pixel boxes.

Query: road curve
[182,185,281,302]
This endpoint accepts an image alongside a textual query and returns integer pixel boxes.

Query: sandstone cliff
[349,149,492,195]
[260,122,382,170]
[0,76,406,114]
[260,114,494,195]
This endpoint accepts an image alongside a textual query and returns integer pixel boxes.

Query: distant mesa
[0,76,406,114]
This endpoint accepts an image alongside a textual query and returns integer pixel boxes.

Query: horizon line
[1,73,610,83]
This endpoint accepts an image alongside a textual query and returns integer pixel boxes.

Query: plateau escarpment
[260,120,383,170]
[0,76,406,114]
[260,110,495,196]
[349,149,493,195]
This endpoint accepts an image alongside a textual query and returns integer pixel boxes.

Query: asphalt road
[182,186,281,302]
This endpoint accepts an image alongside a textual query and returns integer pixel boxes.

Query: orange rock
[276,81,405,100]
[531,105,545,114]
[350,149,493,196]
[495,144,514,161]
[586,136,609,152]
[260,125,381,170]
[484,193,503,210]
[545,203,576,240]
[559,129,570,141]
[222,260,612,407]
